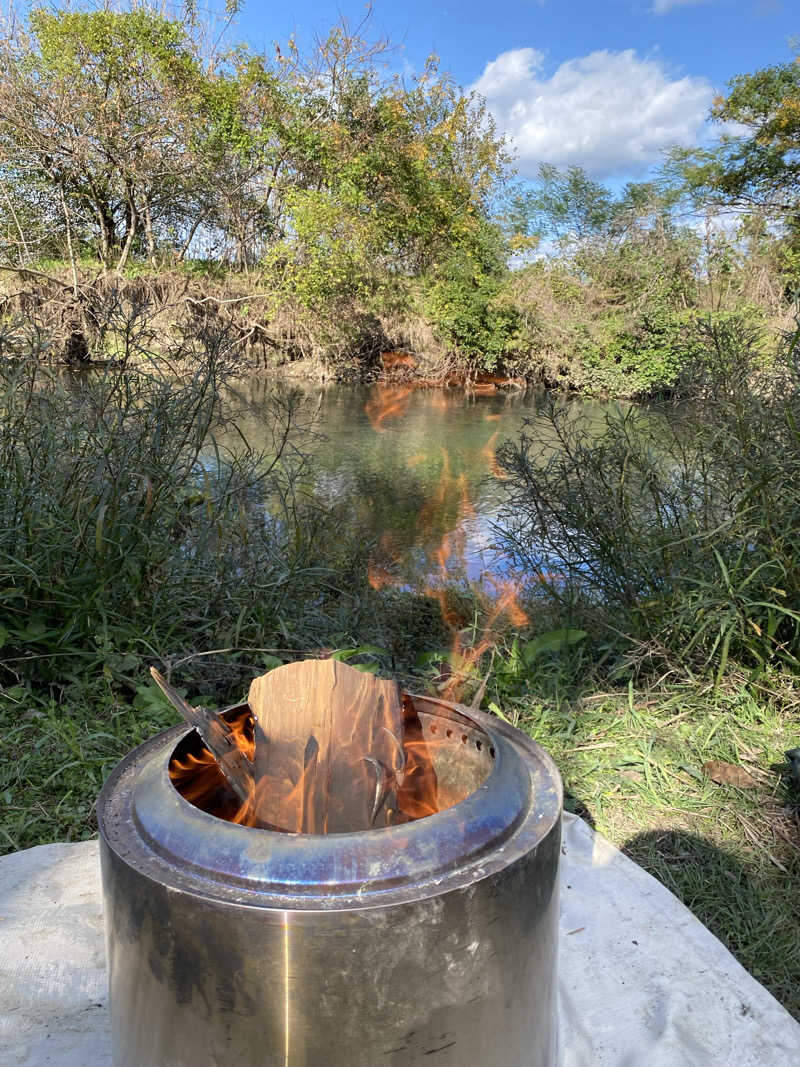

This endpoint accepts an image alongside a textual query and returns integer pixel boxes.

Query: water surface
[223,379,612,590]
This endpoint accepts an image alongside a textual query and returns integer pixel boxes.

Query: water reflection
[220,378,613,589]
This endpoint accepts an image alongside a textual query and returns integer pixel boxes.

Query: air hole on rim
[461,734,468,744]
[430,723,437,734]
[446,728,453,739]
[490,746,496,758]
[476,740,483,751]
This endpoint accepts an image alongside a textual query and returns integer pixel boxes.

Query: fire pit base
[99,696,561,1066]
[4,816,800,1066]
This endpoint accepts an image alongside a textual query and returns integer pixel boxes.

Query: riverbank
[2,324,799,1024]
[1,260,790,399]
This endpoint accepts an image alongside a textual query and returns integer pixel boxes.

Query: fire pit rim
[98,694,562,913]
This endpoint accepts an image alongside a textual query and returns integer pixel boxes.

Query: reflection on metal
[282,909,290,1067]
[98,694,562,1067]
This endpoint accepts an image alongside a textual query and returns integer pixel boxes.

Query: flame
[170,392,532,832]
[367,531,403,591]
[481,429,498,465]
[367,560,396,590]
[485,576,529,629]
[416,449,528,701]
[360,391,530,704]
[362,434,530,703]
[481,429,508,480]
[169,706,259,825]
[394,698,439,821]
[169,692,455,829]
[434,573,529,701]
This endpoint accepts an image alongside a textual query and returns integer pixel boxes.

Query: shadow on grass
[564,795,596,830]
[621,827,800,1021]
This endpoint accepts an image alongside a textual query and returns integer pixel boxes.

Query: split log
[249,659,405,834]
[150,667,254,807]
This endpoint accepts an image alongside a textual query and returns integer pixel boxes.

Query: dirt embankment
[0,265,529,387]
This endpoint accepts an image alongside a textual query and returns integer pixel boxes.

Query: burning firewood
[249,659,406,833]
[153,659,406,834]
[150,667,254,806]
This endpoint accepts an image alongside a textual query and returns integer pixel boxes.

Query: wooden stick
[249,659,405,833]
[150,667,254,807]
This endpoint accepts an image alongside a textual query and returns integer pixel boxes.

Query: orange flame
[416,450,528,701]
[169,707,259,825]
[367,560,396,591]
[169,693,461,829]
[394,699,439,821]
[360,396,529,704]
[367,531,403,591]
[485,576,530,629]
[427,390,450,413]
[481,429,507,480]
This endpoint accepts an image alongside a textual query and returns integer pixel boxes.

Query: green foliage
[29,8,191,78]
[0,9,798,386]
[423,220,519,369]
[672,46,800,216]
[496,313,800,679]
[516,679,800,1019]
[260,51,511,364]
[503,164,614,247]
[0,343,374,692]
[575,307,689,396]
[576,306,767,397]
[497,165,789,396]
[0,6,211,272]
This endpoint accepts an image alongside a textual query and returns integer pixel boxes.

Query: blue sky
[221,0,797,183]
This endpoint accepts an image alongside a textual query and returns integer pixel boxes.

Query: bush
[0,338,367,697]
[423,221,520,372]
[576,306,768,398]
[495,312,800,680]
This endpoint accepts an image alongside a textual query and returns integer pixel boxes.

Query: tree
[0,1,514,376]
[0,7,206,272]
[672,48,800,218]
[262,28,511,323]
[196,50,299,268]
[502,164,613,251]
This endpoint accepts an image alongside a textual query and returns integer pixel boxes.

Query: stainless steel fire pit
[98,693,562,1066]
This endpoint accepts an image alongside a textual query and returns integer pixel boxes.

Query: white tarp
[1,813,797,1065]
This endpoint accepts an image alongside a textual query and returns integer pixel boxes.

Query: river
[222,378,613,592]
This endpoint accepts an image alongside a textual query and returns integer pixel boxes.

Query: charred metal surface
[98,693,562,1067]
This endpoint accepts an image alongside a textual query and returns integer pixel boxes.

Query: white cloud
[651,0,715,13]
[472,48,714,179]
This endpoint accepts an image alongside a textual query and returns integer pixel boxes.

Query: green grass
[0,678,182,852]
[515,677,800,1019]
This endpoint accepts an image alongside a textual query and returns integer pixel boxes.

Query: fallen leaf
[702,760,758,789]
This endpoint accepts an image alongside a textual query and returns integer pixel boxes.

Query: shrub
[495,312,800,681]
[0,335,365,696]
[423,221,520,371]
